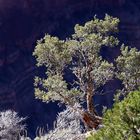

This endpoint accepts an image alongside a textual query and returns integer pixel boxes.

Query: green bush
[87,90,140,140]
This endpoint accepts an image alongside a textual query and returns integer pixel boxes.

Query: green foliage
[34,75,81,104]
[116,45,140,92]
[33,14,119,105]
[34,75,68,102]
[33,35,73,73]
[87,90,140,140]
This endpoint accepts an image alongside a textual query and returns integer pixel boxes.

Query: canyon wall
[0,0,140,136]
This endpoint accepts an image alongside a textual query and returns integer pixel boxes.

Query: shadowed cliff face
[0,0,140,136]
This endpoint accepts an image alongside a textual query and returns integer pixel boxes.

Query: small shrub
[87,90,140,140]
[0,110,26,140]
[39,104,85,140]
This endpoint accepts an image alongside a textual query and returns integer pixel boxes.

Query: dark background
[0,0,140,137]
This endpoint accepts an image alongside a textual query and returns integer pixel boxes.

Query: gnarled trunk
[86,80,97,116]
[83,64,101,129]
[86,63,97,116]
[82,111,102,130]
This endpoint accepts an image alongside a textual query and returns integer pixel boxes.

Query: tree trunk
[86,63,97,116]
[83,64,102,130]
[86,80,97,116]
[82,111,102,130]
[61,91,102,130]
[59,66,101,129]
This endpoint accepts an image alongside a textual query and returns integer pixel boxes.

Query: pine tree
[33,14,139,130]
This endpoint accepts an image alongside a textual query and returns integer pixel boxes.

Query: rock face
[0,0,140,136]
